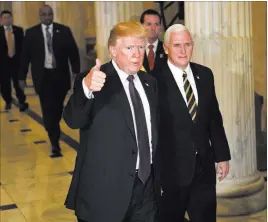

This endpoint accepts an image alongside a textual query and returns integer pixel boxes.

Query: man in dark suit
[19,5,80,157]
[63,21,159,222]
[155,24,231,222]
[0,10,28,111]
[140,9,166,75]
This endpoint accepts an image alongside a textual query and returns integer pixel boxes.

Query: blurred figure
[0,10,28,111]
[140,9,166,75]
[19,5,80,157]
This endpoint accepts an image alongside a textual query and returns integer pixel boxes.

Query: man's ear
[163,44,168,55]
[109,46,117,58]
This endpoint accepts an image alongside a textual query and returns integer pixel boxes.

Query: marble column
[45,2,90,71]
[185,2,266,216]
[94,2,144,63]
[12,2,44,29]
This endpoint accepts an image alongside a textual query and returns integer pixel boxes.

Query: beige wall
[252,2,267,129]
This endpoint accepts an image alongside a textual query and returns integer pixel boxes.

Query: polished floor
[0,83,267,222]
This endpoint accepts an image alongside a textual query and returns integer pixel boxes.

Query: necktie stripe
[183,71,197,121]
[189,101,197,113]
[187,92,194,105]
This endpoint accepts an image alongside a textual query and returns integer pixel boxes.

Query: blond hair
[108,21,147,48]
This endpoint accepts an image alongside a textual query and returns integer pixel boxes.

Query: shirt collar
[4,25,12,31]
[167,59,191,76]
[41,23,53,30]
[146,39,158,51]
[112,59,138,83]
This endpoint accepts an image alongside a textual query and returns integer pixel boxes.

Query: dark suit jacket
[155,61,231,190]
[143,40,167,76]
[63,61,159,222]
[0,25,24,74]
[19,22,80,94]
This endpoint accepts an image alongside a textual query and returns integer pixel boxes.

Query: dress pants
[78,169,157,222]
[0,56,26,104]
[39,68,67,149]
[159,154,216,222]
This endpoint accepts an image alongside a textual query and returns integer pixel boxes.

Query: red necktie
[148,44,154,71]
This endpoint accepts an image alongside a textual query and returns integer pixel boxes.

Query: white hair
[164,24,191,46]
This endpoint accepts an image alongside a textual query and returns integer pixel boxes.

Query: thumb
[94,58,102,71]
[216,163,220,174]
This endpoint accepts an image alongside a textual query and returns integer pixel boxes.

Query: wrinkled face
[1,13,12,26]
[164,30,194,70]
[143,14,161,42]
[39,6,54,26]
[110,36,145,75]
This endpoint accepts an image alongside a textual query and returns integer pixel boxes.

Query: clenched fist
[85,59,106,92]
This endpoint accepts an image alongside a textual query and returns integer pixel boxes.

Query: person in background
[140,9,166,75]
[0,10,28,111]
[19,5,80,157]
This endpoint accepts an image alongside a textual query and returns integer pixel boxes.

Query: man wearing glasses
[19,5,80,158]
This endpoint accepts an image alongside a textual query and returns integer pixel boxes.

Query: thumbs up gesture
[85,59,106,92]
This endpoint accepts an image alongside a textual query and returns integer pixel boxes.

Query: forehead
[116,36,145,46]
[144,14,160,23]
[40,6,53,13]
[169,31,192,42]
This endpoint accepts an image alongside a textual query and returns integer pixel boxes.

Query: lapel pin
[160,54,164,58]
[145,83,149,87]
[56,29,60,33]
[197,75,200,79]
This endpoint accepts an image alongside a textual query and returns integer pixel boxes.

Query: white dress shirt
[41,23,54,69]
[146,39,158,58]
[167,59,199,106]
[82,60,153,169]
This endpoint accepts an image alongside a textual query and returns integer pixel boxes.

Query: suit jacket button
[132,150,137,155]
[128,172,134,177]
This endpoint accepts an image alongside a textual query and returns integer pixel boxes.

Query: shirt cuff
[82,78,94,99]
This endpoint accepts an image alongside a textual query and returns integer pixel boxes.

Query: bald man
[19,5,80,157]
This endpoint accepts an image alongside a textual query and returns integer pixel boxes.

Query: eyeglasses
[40,13,53,16]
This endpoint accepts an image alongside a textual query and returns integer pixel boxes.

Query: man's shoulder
[190,62,212,73]
[13,25,23,30]
[53,22,70,31]
[25,24,41,33]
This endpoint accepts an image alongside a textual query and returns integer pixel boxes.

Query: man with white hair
[155,24,231,222]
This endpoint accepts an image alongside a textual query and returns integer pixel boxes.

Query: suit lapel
[163,63,194,122]
[101,62,136,142]
[190,63,202,122]
[0,26,7,48]
[36,24,45,58]
[137,71,157,154]
[143,52,149,72]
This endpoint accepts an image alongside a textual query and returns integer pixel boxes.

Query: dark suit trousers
[1,56,26,104]
[39,68,67,148]
[78,170,157,222]
[159,155,216,222]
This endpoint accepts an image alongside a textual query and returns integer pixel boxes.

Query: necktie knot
[183,71,187,78]
[127,75,134,83]
[6,26,12,32]
[148,44,154,50]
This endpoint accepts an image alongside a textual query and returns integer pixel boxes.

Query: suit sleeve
[63,71,94,129]
[19,29,31,81]
[209,70,231,162]
[66,27,80,74]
